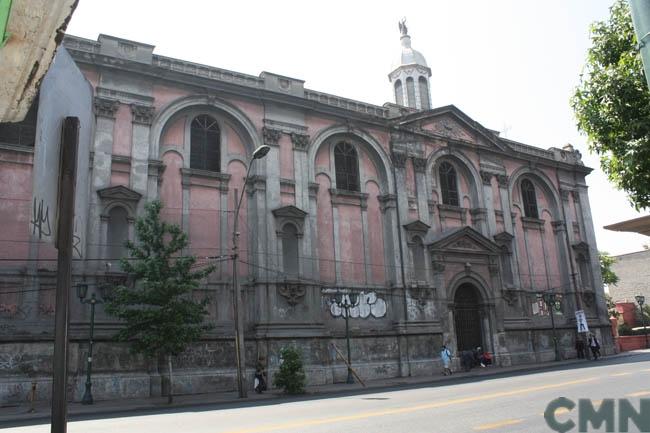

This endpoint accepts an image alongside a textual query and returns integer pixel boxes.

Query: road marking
[610,372,633,377]
[473,419,523,430]
[223,377,597,433]
[627,391,650,397]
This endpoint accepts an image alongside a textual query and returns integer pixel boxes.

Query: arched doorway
[454,283,483,351]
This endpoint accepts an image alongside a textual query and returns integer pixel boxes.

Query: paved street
[4,353,650,433]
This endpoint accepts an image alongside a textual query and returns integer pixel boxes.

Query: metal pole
[51,117,79,433]
[642,310,649,349]
[549,305,560,361]
[233,160,254,399]
[81,295,97,404]
[345,303,354,384]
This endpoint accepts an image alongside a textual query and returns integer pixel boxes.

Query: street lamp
[232,144,270,398]
[77,284,103,405]
[332,291,359,384]
[635,295,649,349]
[542,292,561,361]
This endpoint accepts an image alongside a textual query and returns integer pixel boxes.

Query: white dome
[391,35,428,71]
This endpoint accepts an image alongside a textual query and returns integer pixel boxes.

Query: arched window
[282,224,299,276]
[418,77,430,110]
[406,77,416,108]
[190,114,220,171]
[107,206,129,268]
[412,236,426,281]
[394,80,404,106]
[334,142,360,192]
[521,179,539,219]
[439,162,459,207]
[577,254,592,290]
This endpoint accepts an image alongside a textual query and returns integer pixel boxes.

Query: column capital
[391,151,407,169]
[93,97,119,119]
[130,104,155,125]
[412,157,427,173]
[262,127,282,146]
[480,170,493,185]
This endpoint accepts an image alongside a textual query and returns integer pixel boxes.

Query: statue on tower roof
[399,18,408,37]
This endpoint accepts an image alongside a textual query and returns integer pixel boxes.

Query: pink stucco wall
[316,173,335,282]
[152,86,191,112]
[228,160,248,277]
[366,181,385,284]
[161,116,185,147]
[338,203,365,283]
[279,134,294,180]
[188,186,220,259]
[112,104,132,157]
[0,151,33,262]
[160,152,183,225]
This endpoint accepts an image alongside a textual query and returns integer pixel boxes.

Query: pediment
[493,231,514,243]
[403,219,430,234]
[97,185,142,202]
[572,241,590,254]
[395,105,510,152]
[428,226,501,254]
[272,205,308,219]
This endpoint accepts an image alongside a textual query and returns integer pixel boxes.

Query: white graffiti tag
[329,291,387,318]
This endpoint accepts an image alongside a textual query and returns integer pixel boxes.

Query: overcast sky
[67,0,649,256]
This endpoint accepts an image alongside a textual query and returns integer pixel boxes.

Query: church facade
[0,25,610,403]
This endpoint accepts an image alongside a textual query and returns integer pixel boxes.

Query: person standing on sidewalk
[588,334,601,360]
[440,345,452,376]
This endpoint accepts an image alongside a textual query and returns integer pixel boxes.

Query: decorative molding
[378,194,397,212]
[262,126,282,146]
[277,282,306,306]
[93,97,119,119]
[130,104,155,125]
[432,262,445,273]
[480,170,493,185]
[272,205,308,220]
[521,216,545,230]
[409,287,435,309]
[411,157,427,173]
[391,151,407,168]
[496,174,509,187]
[559,188,571,201]
[263,118,308,134]
[97,185,142,202]
[95,86,154,106]
[329,188,369,209]
[502,289,518,306]
[290,132,310,150]
[308,182,320,199]
[551,220,566,234]
[403,219,431,234]
[245,175,267,195]
[582,291,595,308]
[180,168,231,191]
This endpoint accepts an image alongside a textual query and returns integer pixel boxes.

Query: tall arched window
[107,206,129,268]
[334,142,360,192]
[190,114,220,171]
[439,162,459,206]
[521,179,539,219]
[406,77,416,108]
[394,80,404,106]
[412,236,426,281]
[418,77,430,110]
[282,224,299,276]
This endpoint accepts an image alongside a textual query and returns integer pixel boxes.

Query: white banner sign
[575,309,589,333]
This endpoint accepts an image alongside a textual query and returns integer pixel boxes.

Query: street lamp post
[333,292,359,384]
[635,295,649,349]
[77,284,103,405]
[232,144,270,399]
[543,292,561,361]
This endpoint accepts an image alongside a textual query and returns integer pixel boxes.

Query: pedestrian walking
[254,357,267,393]
[588,334,600,360]
[440,345,452,376]
[575,338,585,359]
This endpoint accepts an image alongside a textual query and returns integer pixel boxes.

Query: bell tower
[389,19,432,110]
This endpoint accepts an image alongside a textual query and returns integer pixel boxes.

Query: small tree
[105,200,214,403]
[273,347,306,394]
[599,251,619,287]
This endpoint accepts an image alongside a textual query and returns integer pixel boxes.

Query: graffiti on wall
[329,291,387,319]
[30,197,52,239]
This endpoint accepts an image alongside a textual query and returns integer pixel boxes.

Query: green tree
[572,0,650,210]
[599,251,619,286]
[273,347,306,394]
[105,200,215,403]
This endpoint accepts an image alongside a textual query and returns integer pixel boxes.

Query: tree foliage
[599,251,619,286]
[572,0,650,209]
[273,346,306,394]
[105,200,215,359]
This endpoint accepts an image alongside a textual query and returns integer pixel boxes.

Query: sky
[66,0,650,256]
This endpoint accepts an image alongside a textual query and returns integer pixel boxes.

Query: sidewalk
[1,349,648,425]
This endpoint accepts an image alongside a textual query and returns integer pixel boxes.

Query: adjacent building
[0,24,610,403]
